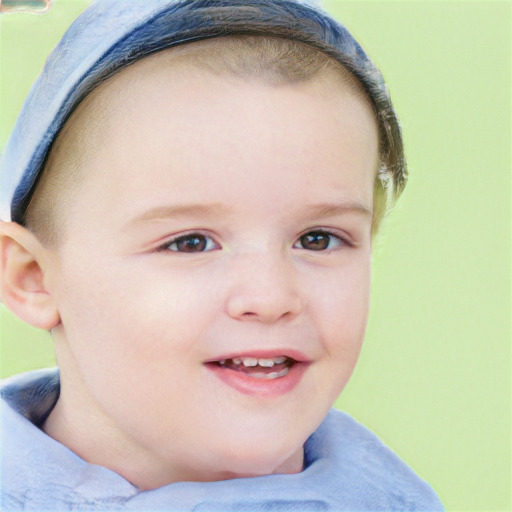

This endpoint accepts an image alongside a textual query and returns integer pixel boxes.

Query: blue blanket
[1,369,443,511]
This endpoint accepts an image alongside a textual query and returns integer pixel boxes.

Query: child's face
[45,54,378,485]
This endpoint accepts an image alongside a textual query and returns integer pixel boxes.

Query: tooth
[273,356,287,364]
[258,358,275,367]
[272,367,290,378]
[269,367,290,378]
[219,360,226,365]
[250,367,290,379]
[232,358,242,365]
[242,357,258,367]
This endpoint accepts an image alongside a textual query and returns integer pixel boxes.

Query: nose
[225,251,303,324]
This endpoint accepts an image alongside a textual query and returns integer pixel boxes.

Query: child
[0,0,443,510]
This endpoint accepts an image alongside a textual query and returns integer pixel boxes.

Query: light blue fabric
[0,0,405,223]
[1,369,443,511]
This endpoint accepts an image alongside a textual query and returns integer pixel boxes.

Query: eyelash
[158,229,350,254]
[293,230,348,251]
[158,232,219,253]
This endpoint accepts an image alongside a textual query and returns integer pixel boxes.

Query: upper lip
[204,349,311,364]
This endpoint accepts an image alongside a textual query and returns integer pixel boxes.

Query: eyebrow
[126,199,372,228]
[126,203,234,227]
[300,201,373,219]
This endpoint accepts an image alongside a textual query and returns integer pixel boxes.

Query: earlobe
[0,221,60,330]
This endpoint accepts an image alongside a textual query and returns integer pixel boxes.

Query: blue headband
[1,0,404,223]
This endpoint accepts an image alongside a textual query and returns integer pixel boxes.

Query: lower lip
[205,362,308,397]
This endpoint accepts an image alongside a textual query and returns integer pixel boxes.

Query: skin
[19,55,379,489]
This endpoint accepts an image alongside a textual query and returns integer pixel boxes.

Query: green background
[1,1,510,510]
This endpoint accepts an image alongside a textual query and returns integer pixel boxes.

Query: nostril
[234,308,297,323]
[226,280,303,322]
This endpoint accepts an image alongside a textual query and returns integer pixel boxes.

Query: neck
[43,396,304,489]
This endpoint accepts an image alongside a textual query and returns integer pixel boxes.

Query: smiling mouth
[207,356,296,380]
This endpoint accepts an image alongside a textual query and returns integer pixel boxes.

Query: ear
[0,221,60,330]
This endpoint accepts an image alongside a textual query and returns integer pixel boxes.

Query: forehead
[56,44,378,233]
[66,37,375,144]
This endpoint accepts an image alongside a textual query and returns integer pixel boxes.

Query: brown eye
[176,235,206,252]
[163,234,217,253]
[297,231,342,251]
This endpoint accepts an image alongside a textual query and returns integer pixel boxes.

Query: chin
[212,440,305,479]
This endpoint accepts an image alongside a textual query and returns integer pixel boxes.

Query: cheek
[53,258,210,437]
[56,256,219,374]
[309,257,371,356]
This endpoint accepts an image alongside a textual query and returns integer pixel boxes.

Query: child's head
[0,0,406,488]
